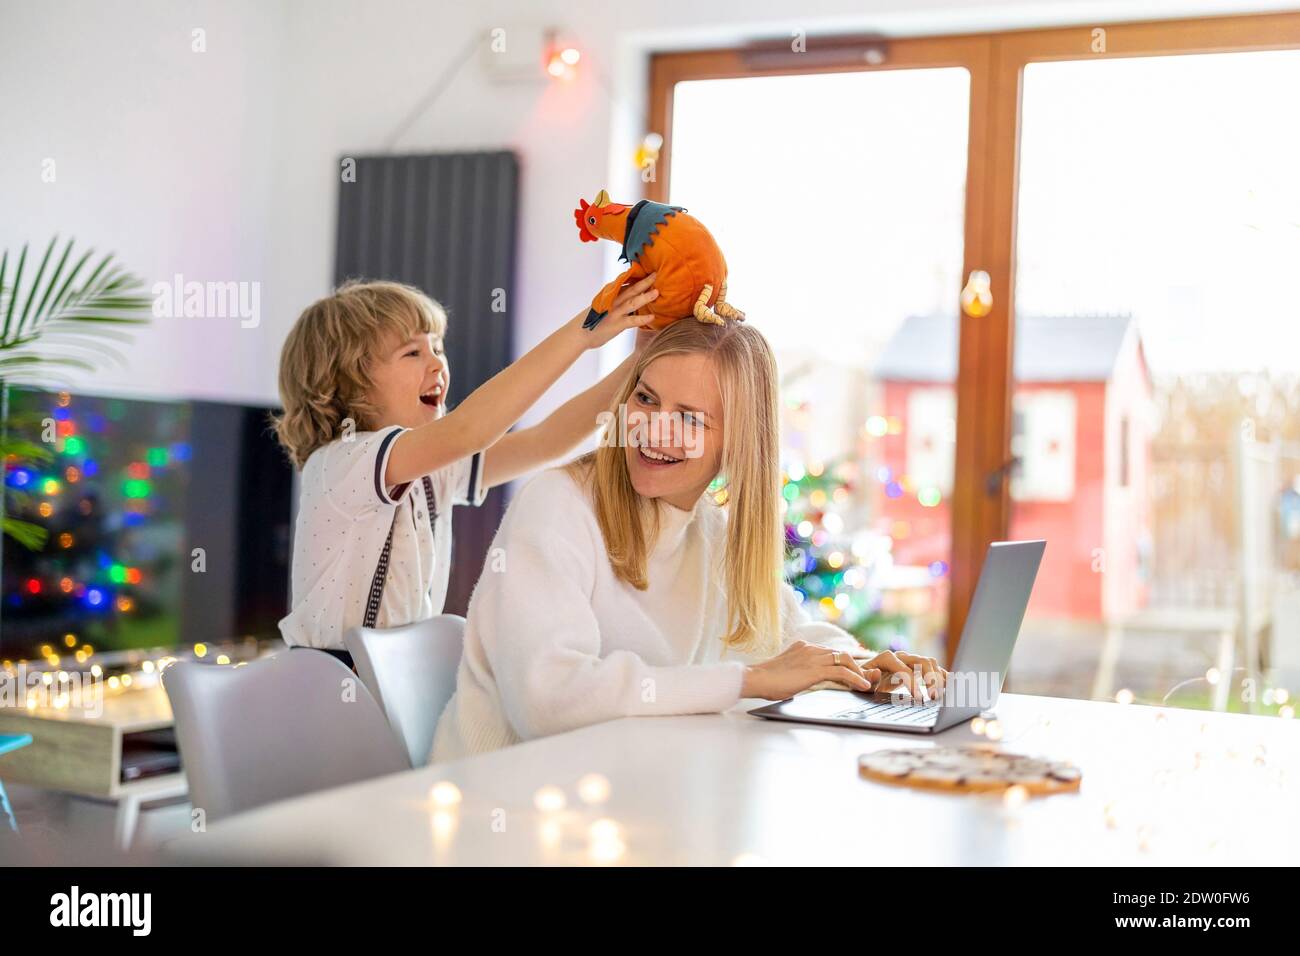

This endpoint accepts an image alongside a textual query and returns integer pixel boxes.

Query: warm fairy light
[1115,688,1135,705]
[1276,689,1290,705]
[116,596,134,612]
[589,818,620,842]
[560,46,580,66]
[533,785,566,813]
[90,664,103,678]
[577,773,611,805]
[120,674,132,687]
[38,502,53,518]
[429,781,462,808]
[74,651,86,664]
[59,577,74,593]
[971,717,987,735]
[41,672,53,686]
[63,633,77,648]
[827,551,844,569]
[587,819,625,863]
[985,720,1004,741]
[107,676,120,690]
[1281,705,1295,720]
[1205,667,1221,686]
[39,644,53,657]
[809,461,825,477]
[538,818,562,850]
[431,809,457,843]
[193,643,207,658]
[1137,825,1151,852]
[141,660,155,674]
[1003,785,1029,808]
[58,532,73,548]
[216,655,231,665]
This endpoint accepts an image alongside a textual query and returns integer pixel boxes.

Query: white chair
[162,651,410,823]
[345,614,465,767]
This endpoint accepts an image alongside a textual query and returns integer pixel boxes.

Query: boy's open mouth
[638,446,683,467]
[419,384,444,408]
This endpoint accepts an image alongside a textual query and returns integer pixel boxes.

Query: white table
[171,693,1299,866]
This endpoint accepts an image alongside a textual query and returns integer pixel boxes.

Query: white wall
[2,0,1288,415]
[0,0,284,404]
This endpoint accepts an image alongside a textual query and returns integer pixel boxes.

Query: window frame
[646,12,1300,667]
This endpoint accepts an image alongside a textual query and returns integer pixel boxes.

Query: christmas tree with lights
[782,455,911,651]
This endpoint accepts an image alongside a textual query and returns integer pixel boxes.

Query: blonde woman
[433,319,947,760]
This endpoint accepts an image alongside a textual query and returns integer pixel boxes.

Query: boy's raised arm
[478,345,640,490]
[384,275,657,487]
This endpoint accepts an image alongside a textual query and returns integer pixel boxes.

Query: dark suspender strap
[363,518,397,629]
[421,475,437,523]
[362,477,439,629]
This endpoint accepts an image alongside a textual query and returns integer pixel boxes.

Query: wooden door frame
[645,12,1300,668]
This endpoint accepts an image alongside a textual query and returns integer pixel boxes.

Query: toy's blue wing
[620,200,685,265]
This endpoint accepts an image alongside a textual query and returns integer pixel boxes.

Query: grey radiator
[335,150,518,615]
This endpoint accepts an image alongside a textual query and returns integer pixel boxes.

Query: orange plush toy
[575,190,744,330]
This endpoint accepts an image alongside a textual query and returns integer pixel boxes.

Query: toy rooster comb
[574,189,744,330]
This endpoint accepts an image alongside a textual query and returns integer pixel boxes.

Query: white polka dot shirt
[278,426,486,649]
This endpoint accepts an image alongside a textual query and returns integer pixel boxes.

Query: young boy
[274,276,657,662]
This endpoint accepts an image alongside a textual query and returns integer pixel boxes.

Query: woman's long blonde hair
[567,319,783,655]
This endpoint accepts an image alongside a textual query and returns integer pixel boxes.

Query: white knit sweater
[431,467,861,762]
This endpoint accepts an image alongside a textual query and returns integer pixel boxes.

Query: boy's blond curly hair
[273,279,447,468]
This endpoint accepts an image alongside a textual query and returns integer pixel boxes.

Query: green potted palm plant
[0,237,151,552]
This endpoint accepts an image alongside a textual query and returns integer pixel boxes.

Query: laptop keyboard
[830,699,941,726]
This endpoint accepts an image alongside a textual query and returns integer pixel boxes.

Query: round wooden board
[858,746,1082,796]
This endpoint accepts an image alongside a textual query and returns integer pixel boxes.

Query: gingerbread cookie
[858,747,1081,796]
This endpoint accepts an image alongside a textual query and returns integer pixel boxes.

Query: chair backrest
[162,651,410,822]
[345,614,465,767]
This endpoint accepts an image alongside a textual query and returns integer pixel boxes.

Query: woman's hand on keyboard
[741,640,880,700]
[859,650,949,701]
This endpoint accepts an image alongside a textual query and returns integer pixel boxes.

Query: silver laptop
[750,540,1045,734]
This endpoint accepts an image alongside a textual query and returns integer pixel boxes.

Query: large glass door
[1006,48,1300,715]
[650,14,1300,713]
